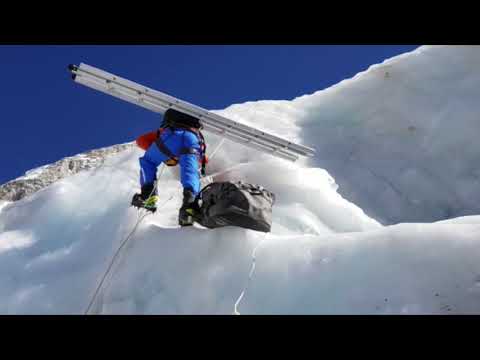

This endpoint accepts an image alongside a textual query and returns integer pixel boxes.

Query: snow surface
[0,201,10,213]
[1,45,480,314]
[293,45,480,224]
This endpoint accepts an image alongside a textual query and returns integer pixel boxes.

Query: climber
[131,108,207,226]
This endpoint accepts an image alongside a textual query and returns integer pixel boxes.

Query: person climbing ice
[131,108,207,226]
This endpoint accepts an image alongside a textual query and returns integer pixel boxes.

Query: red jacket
[136,130,158,151]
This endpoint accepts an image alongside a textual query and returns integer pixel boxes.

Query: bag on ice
[197,181,275,233]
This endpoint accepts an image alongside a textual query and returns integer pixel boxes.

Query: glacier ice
[1,45,480,314]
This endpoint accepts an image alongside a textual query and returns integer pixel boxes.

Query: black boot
[131,183,158,212]
[178,189,200,226]
[140,183,157,200]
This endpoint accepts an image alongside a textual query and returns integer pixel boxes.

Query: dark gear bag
[163,108,202,129]
[197,181,275,232]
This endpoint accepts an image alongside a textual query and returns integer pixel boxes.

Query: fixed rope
[84,165,168,315]
[84,209,151,315]
[208,138,226,161]
[233,233,268,315]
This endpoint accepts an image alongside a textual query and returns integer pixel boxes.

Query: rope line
[84,210,150,315]
[84,165,167,315]
[208,138,226,161]
[233,233,268,315]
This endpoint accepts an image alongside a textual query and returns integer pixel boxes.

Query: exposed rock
[0,143,135,202]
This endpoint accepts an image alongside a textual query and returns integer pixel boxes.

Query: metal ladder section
[68,63,316,162]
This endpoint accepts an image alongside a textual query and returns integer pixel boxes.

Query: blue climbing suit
[139,126,201,196]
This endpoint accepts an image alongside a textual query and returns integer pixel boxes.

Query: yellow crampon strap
[144,195,159,209]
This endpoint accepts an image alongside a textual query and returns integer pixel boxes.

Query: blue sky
[0,45,419,184]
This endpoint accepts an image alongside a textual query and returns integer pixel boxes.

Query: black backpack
[163,108,202,129]
[197,181,276,233]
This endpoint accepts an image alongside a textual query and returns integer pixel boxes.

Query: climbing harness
[155,126,208,176]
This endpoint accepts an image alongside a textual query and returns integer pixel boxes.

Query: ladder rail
[72,63,315,156]
[69,63,316,161]
[76,73,299,161]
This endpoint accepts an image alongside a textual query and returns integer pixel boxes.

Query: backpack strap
[197,130,207,176]
[177,128,207,176]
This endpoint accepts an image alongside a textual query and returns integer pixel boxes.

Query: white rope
[84,165,167,315]
[84,210,149,315]
[233,233,268,315]
[208,138,226,161]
